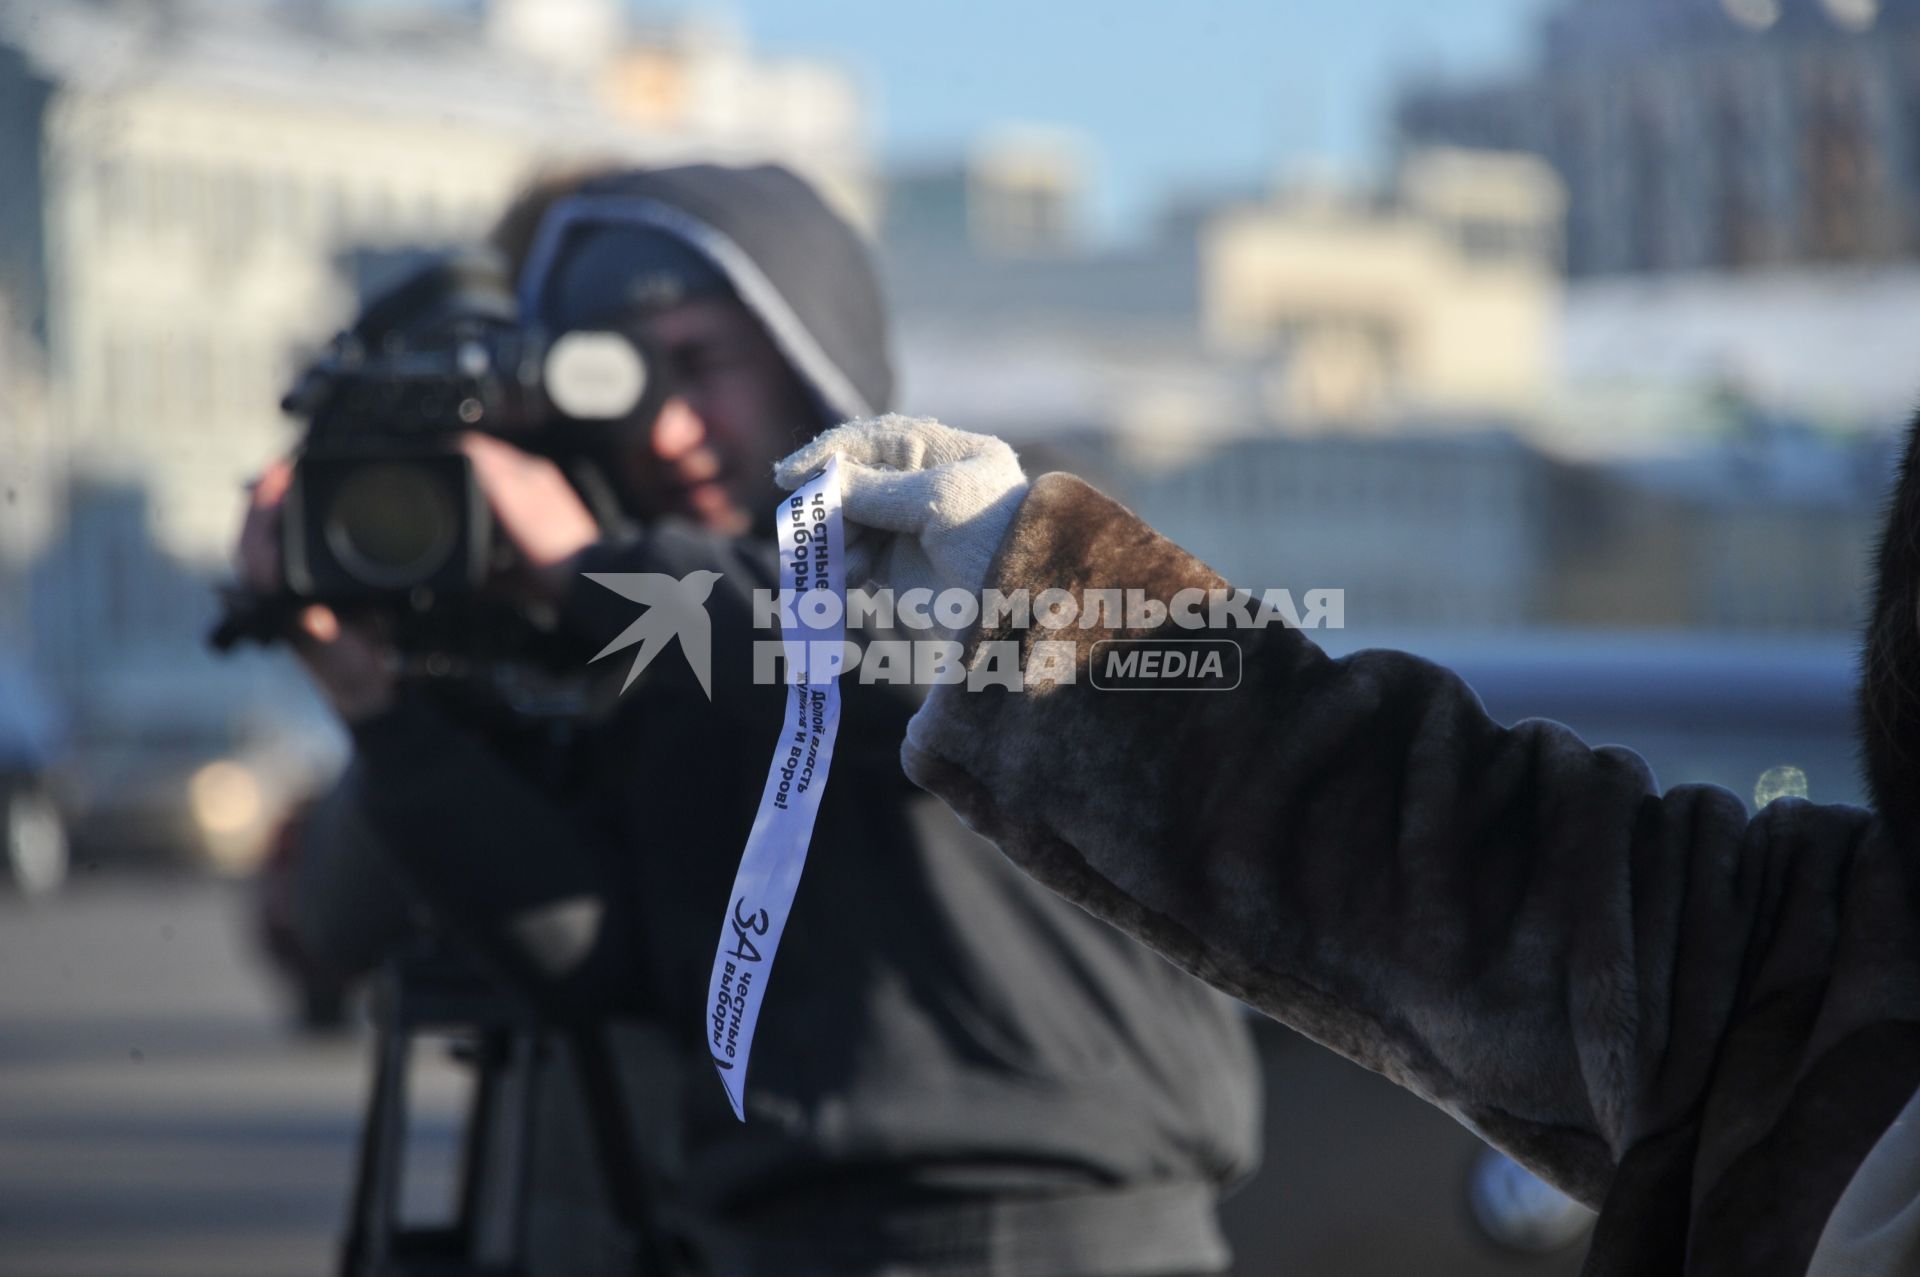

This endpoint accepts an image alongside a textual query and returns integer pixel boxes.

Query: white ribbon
[704,456,846,1119]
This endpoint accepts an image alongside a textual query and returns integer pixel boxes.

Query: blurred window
[226,172,256,252]
[133,161,158,239]
[323,183,347,242]
[181,335,211,423]
[103,333,129,427]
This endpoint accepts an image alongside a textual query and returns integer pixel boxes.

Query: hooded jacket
[898,417,1920,1276]
[518,164,891,427]
[340,164,1262,1276]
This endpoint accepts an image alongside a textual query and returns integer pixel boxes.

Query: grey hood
[516,163,892,428]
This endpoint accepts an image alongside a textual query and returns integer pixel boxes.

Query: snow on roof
[1563,264,1920,429]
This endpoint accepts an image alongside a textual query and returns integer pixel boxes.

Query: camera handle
[339,939,668,1277]
[207,585,300,652]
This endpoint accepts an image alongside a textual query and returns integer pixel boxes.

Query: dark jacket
[899,421,1920,1277]
[346,521,1261,1275]
[334,164,1262,1276]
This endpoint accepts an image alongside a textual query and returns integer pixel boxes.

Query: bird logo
[583,570,723,698]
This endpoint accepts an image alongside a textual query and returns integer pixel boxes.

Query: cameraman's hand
[237,459,399,725]
[457,433,599,604]
[773,416,1029,611]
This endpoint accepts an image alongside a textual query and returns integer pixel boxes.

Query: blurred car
[0,659,71,896]
[57,652,347,877]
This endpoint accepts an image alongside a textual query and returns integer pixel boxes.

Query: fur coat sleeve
[900,469,1920,1277]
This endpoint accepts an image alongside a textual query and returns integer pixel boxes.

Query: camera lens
[545,330,646,420]
[323,463,459,588]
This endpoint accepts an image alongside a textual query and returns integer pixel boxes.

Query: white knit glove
[773,416,1029,628]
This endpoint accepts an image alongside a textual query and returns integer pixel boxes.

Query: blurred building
[886,146,1564,447]
[1201,148,1564,426]
[1399,0,1920,277]
[1106,432,1553,629]
[0,270,47,658]
[876,116,1881,637]
[885,129,1089,260]
[1542,420,1888,631]
[1556,263,1920,447]
[0,0,867,656]
[0,0,870,868]
[878,132,1207,439]
[879,129,1202,361]
[1066,417,1883,637]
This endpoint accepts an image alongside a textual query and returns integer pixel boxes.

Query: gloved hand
[773,416,1029,623]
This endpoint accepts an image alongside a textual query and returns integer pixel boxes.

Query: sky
[687,0,1553,243]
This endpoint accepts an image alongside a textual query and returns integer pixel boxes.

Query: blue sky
[692,1,1552,242]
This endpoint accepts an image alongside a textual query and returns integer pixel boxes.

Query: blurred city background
[0,0,1908,1273]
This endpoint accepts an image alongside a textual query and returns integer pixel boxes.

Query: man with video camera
[235,163,1262,1277]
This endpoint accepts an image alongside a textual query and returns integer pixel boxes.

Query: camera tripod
[339,939,665,1276]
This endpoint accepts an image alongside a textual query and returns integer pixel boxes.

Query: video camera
[213,249,667,672]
